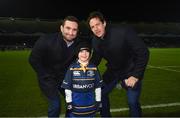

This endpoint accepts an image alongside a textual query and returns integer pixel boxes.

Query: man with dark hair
[87,11,149,117]
[29,16,85,117]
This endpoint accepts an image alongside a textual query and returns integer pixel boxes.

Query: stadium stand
[1,17,180,50]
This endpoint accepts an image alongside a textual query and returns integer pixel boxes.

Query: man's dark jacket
[91,25,149,83]
[29,32,85,98]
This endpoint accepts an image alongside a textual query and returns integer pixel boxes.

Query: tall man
[29,16,85,117]
[87,11,149,117]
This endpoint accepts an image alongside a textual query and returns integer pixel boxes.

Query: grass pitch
[0,48,180,116]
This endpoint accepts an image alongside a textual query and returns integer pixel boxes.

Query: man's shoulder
[36,33,61,45]
[40,32,59,40]
[91,35,100,44]
[108,24,137,37]
[110,24,133,32]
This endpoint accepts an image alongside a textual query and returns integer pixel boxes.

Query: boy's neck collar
[78,60,88,66]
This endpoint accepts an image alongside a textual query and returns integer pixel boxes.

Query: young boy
[61,42,103,117]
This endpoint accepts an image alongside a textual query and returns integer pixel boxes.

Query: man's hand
[125,76,138,88]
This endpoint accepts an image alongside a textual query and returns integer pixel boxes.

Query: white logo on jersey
[87,70,95,77]
[73,83,94,89]
[73,71,81,76]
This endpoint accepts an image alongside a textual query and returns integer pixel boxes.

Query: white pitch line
[160,66,180,68]
[147,65,180,73]
[110,102,180,112]
[60,102,180,117]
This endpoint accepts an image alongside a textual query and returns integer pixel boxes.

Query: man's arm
[125,27,150,80]
[29,36,50,79]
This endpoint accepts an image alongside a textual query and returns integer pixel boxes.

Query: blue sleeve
[94,69,103,88]
[61,68,72,89]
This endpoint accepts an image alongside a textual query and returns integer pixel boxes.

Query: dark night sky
[0,0,180,22]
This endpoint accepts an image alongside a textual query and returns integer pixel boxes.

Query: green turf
[0,48,180,116]
[0,51,48,116]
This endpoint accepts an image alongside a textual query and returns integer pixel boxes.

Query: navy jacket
[91,24,149,82]
[29,32,84,83]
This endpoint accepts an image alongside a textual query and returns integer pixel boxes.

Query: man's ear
[103,21,106,27]
[60,25,63,32]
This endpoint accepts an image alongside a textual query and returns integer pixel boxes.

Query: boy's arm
[65,89,72,103]
[95,88,101,102]
[65,89,73,110]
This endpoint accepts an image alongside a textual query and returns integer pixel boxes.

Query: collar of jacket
[58,32,80,46]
